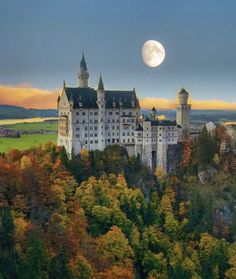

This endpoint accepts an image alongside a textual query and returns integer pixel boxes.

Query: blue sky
[0,0,235,105]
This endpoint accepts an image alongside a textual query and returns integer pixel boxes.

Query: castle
[57,54,191,171]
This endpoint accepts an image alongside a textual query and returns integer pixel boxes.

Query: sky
[0,0,236,109]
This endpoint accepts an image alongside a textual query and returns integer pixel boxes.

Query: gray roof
[80,53,87,70]
[151,120,177,126]
[63,87,140,109]
[178,88,189,96]
[135,124,143,131]
[97,75,105,91]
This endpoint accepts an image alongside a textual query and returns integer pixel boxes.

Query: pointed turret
[78,53,89,88]
[80,52,87,71]
[97,74,105,92]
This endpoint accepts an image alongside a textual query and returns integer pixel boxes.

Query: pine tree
[0,207,20,278]
[48,243,73,279]
[23,230,49,279]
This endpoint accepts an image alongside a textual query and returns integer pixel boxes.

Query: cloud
[140,97,236,110]
[0,84,235,110]
[0,84,59,109]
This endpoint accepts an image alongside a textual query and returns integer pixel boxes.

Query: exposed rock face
[198,167,217,184]
[167,143,183,173]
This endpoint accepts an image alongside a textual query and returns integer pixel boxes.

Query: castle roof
[151,120,177,126]
[80,53,87,71]
[97,74,105,91]
[178,88,189,96]
[63,87,140,109]
[151,107,157,112]
[135,124,143,131]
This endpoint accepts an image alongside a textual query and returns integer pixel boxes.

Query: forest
[1,124,236,279]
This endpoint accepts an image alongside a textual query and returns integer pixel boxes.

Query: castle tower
[142,117,152,168]
[176,88,191,132]
[96,74,106,150]
[150,107,157,121]
[78,53,89,88]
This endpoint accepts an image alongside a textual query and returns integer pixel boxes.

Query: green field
[3,121,58,131]
[0,134,57,153]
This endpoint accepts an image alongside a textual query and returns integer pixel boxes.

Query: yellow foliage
[96,226,134,267]
[165,187,176,204]
[20,155,32,169]
[154,165,166,183]
[117,173,127,187]
[199,233,217,256]
[160,195,173,215]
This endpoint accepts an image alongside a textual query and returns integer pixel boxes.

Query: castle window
[76,134,79,138]
[90,134,93,137]
[94,120,98,123]
[112,119,115,122]
[94,112,98,116]
[76,120,79,124]
[123,132,125,136]
[82,112,85,116]
[90,127,93,130]
[76,112,79,115]
[85,133,88,137]
[95,134,97,137]
[138,133,142,136]
[129,112,132,116]
[128,139,130,142]
[94,127,97,130]
[85,126,88,131]
[132,139,134,142]
[112,126,115,130]
[123,139,125,142]
[117,119,119,122]
[127,132,130,136]
[159,139,162,142]
[108,139,110,143]
[90,112,93,115]
[108,119,110,122]
[85,140,88,144]
[82,120,86,124]
[90,119,93,123]
[90,140,93,144]
[116,112,119,115]
[109,112,112,115]
[76,128,79,131]
[95,140,98,143]
[123,119,125,123]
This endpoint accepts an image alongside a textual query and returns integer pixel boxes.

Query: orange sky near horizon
[0,84,236,110]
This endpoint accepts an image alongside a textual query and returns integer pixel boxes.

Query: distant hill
[142,109,236,124]
[0,105,58,119]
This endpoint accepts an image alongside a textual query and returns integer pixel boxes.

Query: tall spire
[78,53,89,88]
[97,74,105,91]
[80,52,87,70]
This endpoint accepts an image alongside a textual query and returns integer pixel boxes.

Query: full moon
[142,40,165,67]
